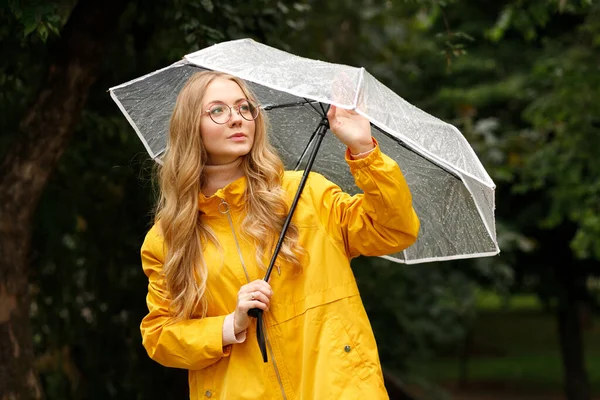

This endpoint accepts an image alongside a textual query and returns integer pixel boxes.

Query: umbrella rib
[304,98,325,117]
[371,124,462,181]
[317,101,327,116]
[352,67,365,109]
[262,99,320,111]
[292,99,328,170]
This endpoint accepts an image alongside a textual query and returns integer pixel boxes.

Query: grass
[415,351,600,391]
[410,291,600,394]
[475,289,543,312]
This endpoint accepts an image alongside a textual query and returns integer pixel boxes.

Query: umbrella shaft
[247,117,329,324]
[263,121,329,282]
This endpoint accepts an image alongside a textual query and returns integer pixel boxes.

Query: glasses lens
[239,100,259,121]
[208,103,231,124]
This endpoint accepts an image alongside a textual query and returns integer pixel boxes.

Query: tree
[0,0,128,397]
[404,2,600,399]
[509,4,600,398]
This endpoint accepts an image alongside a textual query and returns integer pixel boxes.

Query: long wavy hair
[155,70,304,320]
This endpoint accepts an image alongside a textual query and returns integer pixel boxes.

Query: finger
[245,279,272,290]
[239,285,272,306]
[345,107,359,116]
[257,285,273,299]
[245,290,258,301]
[238,289,257,302]
[253,291,270,307]
[244,280,273,296]
[239,281,263,294]
[327,104,335,117]
[245,290,271,306]
[241,300,269,312]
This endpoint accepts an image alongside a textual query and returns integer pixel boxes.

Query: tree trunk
[0,0,127,397]
[458,327,472,389]
[555,264,591,400]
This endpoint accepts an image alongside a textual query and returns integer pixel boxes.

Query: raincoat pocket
[324,312,374,382]
[190,361,218,399]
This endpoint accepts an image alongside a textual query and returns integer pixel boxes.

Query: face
[200,77,256,165]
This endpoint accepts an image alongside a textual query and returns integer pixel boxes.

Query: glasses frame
[203,100,260,125]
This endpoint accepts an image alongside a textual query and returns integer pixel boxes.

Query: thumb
[327,105,336,120]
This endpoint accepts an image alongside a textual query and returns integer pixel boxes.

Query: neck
[202,157,244,197]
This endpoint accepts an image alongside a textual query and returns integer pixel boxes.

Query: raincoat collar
[198,175,247,217]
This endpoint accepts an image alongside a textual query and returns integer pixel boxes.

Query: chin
[234,145,253,157]
[221,150,252,162]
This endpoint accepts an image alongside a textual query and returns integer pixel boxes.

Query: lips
[228,133,247,139]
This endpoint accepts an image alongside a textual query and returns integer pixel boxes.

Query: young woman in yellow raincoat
[140,70,420,399]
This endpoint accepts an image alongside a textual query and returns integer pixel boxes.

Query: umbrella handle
[247,308,261,318]
[256,313,268,362]
[247,113,330,362]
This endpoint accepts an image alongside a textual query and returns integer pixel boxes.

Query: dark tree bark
[555,263,591,400]
[458,327,472,389]
[0,0,127,397]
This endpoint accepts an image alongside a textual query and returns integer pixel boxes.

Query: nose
[229,106,243,124]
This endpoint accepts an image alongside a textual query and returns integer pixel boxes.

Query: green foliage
[3,0,600,397]
[518,6,600,259]
[0,0,73,156]
[353,256,515,375]
[354,257,476,369]
[418,313,600,391]
[173,0,311,51]
[5,0,67,41]
[31,106,177,398]
[400,0,600,270]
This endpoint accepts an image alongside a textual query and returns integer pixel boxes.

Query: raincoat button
[204,390,212,398]
[344,345,352,353]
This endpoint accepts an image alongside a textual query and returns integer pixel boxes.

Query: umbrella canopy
[110,38,499,264]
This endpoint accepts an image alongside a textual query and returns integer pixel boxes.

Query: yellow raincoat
[140,145,420,399]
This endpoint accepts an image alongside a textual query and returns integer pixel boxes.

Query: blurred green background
[1,0,599,399]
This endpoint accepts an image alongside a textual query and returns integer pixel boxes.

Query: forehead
[202,77,246,104]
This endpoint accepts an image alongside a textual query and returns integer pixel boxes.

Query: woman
[140,70,420,399]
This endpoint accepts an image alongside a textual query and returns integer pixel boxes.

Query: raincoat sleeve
[308,142,420,258]
[139,226,231,370]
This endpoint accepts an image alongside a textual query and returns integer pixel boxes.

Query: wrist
[223,313,247,345]
[348,139,375,156]
[233,312,243,335]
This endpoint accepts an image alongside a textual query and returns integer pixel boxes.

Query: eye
[239,103,250,112]
[209,105,225,115]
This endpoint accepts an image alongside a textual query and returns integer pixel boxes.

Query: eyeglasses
[203,100,260,124]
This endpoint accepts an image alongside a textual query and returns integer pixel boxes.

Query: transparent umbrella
[110,38,499,362]
[110,38,499,264]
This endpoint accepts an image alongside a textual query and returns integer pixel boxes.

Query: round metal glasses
[204,100,260,124]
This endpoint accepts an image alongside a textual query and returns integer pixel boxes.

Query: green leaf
[36,22,48,42]
[200,0,214,13]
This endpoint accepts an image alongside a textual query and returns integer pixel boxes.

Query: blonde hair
[155,70,303,320]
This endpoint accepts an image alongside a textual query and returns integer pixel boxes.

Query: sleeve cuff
[345,138,383,169]
[222,313,247,346]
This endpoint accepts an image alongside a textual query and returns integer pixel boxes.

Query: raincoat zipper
[219,199,288,400]
[265,324,287,400]
[219,199,250,282]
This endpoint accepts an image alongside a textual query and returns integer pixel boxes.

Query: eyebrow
[205,98,247,107]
